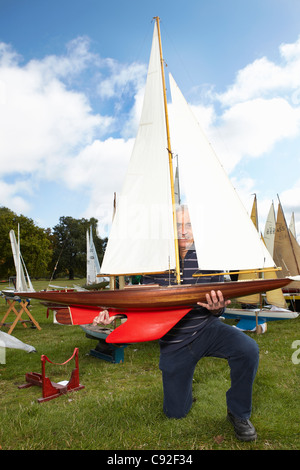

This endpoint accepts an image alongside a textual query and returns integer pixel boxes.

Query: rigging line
[158,18,196,93]
[48,238,68,288]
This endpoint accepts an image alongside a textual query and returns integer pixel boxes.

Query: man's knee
[246,336,259,357]
[163,392,194,419]
[240,336,259,369]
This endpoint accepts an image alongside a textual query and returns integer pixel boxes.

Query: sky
[1,0,300,242]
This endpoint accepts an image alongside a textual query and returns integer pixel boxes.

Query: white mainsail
[9,229,34,293]
[168,73,275,271]
[100,21,175,276]
[86,226,101,284]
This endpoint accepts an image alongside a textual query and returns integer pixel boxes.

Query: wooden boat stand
[0,297,41,335]
[80,324,127,363]
[18,347,84,403]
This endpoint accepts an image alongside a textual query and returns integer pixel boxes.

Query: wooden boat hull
[16,277,291,310]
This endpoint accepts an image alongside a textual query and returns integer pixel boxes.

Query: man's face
[176,208,194,253]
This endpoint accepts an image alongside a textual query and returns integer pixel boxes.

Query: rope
[42,348,78,366]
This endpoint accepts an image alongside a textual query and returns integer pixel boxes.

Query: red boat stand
[18,347,85,403]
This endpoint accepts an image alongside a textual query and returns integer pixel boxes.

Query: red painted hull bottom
[54,306,191,343]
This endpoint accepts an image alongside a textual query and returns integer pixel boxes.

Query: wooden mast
[155,16,181,284]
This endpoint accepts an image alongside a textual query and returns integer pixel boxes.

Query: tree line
[0,207,107,281]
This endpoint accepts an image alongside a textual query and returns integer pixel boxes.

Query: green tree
[51,216,107,280]
[0,207,53,279]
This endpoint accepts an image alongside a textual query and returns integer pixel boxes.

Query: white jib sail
[100,22,175,275]
[169,73,275,271]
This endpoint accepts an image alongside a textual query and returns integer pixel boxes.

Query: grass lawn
[0,278,299,451]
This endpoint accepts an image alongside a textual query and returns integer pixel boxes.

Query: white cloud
[65,137,133,191]
[0,179,31,213]
[96,59,147,138]
[184,35,300,177]
[97,60,146,100]
[0,38,112,181]
[0,37,144,228]
[121,85,145,139]
[209,97,300,172]
[64,137,134,237]
[190,103,216,133]
[280,181,300,241]
[281,180,300,209]
[217,36,300,107]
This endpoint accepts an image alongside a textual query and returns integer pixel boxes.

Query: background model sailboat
[17,18,297,343]
[86,226,101,285]
[223,196,299,331]
[85,225,109,289]
[269,198,300,311]
[273,199,300,278]
[2,227,35,298]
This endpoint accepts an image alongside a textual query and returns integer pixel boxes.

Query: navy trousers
[159,319,259,420]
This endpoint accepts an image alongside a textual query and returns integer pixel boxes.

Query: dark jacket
[143,247,224,352]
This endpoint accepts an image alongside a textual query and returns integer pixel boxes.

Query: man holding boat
[93,205,259,442]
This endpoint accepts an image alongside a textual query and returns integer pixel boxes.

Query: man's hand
[93,309,116,326]
[197,290,231,314]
